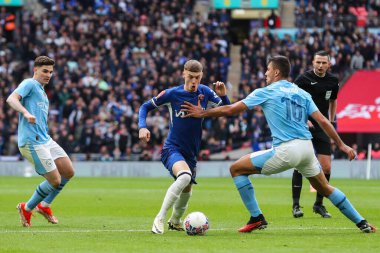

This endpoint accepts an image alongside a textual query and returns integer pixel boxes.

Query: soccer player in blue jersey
[6,56,75,227]
[182,55,376,233]
[138,59,230,234]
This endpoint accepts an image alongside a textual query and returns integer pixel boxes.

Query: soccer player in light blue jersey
[6,56,75,227]
[182,55,376,233]
[138,59,230,234]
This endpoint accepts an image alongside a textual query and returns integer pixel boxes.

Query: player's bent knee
[177,171,192,186]
[229,163,240,177]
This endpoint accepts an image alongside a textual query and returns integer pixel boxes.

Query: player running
[7,56,75,227]
[138,59,230,234]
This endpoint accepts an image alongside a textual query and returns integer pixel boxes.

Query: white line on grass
[0,227,357,233]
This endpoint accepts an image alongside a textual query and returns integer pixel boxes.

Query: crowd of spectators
[1,0,379,161]
[238,1,380,151]
[0,0,231,161]
[294,0,380,28]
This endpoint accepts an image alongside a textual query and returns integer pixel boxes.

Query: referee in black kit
[291,51,340,218]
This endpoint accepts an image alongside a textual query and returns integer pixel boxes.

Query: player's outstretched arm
[311,110,356,160]
[182,101,248,118]
[6,92,36,124]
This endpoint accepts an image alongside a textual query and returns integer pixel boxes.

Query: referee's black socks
[292,170,303,207]
[315,173,331,206]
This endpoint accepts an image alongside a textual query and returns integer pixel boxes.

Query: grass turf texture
[0,176,378,253]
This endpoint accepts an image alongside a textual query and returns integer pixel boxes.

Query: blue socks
[328,188,364,224]
[26,180,56,210]
[233,175,262,217]
[43,176,70,204]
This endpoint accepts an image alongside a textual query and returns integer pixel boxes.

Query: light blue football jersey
[13,78,51,146]
[242,80,318,146]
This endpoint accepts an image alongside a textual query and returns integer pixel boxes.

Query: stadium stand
[1,0,379,161]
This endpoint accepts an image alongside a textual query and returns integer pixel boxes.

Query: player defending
[7,56,75,227]
[182,55,376,233]
[291,51,339,218]
[138,59,230,234]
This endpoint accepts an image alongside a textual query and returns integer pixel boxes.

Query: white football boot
[152,216,165,234]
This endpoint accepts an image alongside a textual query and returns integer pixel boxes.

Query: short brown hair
[34,56,55,68]
[184,60,203,72]
[267,55,290,78]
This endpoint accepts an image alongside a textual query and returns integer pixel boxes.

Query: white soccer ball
[183,211,209,236]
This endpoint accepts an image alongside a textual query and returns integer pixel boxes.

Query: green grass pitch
[0,176,378,253]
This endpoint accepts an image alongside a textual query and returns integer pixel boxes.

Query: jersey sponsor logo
[156,90,166,99]
[175,110,187,118]
[325,91,332,100]
[311,82,318,85]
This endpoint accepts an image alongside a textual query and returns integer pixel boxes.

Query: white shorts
[250,139,321,178]
[19,139,68,175]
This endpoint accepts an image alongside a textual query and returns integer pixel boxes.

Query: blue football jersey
[151,84,223,160]
[13,78,51,146]
[242,80,318,146]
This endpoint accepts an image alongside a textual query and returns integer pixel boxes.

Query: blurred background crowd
[0,0,379,161]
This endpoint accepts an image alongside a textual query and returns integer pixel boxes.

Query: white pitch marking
[0,227,356,233]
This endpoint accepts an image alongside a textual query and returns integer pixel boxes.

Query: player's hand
[307,120,314,129]
[24,112,36,124]
[181,101,203,118]
[139,128,151,143]
[213,81,227,97]
[339,144,356,161]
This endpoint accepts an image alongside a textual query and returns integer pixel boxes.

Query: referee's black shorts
[311,130,331,155]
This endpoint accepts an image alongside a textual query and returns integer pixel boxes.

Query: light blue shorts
[250,139,321,178]
[19,139,68,175]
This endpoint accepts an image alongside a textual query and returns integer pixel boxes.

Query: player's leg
[168,184,192,231]
[17,144,60,227]
[313,132,332,218]
[230,151,270,233]
[292,169,304,218]
[152,151,192,234]
[37,141,74,224]
[307,172,376,233]
[169,162,197,230]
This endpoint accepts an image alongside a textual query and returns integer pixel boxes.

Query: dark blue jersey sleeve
[203,86,231,108]
[151,89,173,107]
[138,100,156,129]
[139,89,172,128]
[220,95,230,105]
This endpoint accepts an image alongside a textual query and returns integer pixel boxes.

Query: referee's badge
[325,91,332,100]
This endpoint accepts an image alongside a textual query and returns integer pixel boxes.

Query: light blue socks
[328,188,364,224]
[233,175,262,217]
[26,180,56,210]
[43,176,69,204]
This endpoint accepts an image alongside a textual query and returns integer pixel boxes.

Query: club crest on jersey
[198,94,204,101]
[325,91,332,100]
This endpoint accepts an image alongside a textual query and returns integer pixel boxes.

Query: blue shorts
[161,148,197,184]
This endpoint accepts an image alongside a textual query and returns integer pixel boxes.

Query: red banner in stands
[336,70,380,133]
